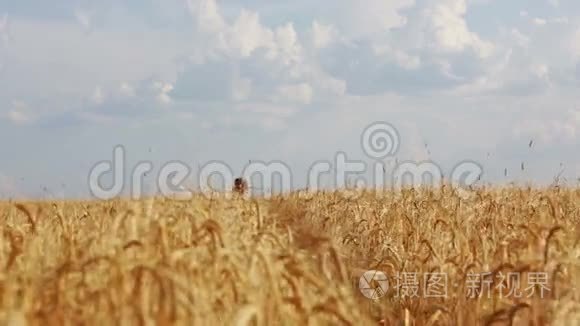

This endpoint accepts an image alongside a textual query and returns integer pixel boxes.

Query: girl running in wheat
[233,177,248,195]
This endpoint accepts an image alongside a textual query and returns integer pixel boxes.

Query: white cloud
[1,18,182,99]
[234,102,297,118]
[511,29,530,48]
[513,115,578,144]
[232,76,252,101]
[270,23,303,65]
[186,0,226,33]
[427,0,494,58]
[74,9,92,32]
[186,0,303,66]
[533,18,547,26]
[228,10,274,58]
[91,86,105,105]
[311,72,347,97]
[275,83,313,105]
[436,60,464,80]
[552,17,569,24]
[532,64,549,79]
[224,102,298,131]
[310,21,339,49]
[334,0,415,38]
[372,43,422,70]
[6,101,35,125]
[452,57,553,96]
[119,82,136,97]
[7,110,33,125]
[173,0,352,118]
[255,116,287,131]
[153,81,174,105]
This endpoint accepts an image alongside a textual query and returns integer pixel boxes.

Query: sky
[0,0,579,199]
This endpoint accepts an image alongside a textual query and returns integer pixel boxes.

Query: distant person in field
[233,177,248,195]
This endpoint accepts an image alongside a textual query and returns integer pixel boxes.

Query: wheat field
[0,185,578,325]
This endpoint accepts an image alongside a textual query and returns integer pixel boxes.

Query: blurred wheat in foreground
[0,185,579,326]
